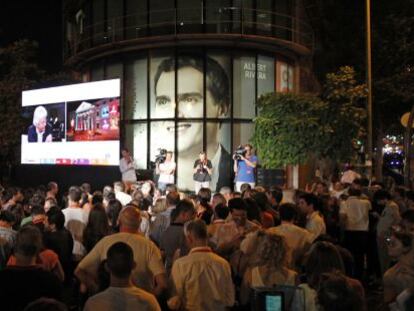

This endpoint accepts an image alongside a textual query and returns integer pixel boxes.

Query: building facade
[63,0,314,191]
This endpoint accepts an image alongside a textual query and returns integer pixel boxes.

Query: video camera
[155,148,167,164]
[233,145,246,160]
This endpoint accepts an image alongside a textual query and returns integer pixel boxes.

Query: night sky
[0,0,63,72]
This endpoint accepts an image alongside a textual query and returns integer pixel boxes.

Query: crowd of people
[0,173,413,311]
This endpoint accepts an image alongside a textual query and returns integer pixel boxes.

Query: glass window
[125,56,148,119]
[150,0,175,35]
[241,0,255,34]
[256,0,273,35]
[233,55,256,118]
[206,52,231,118]
[125,0,148,39]
[233,122,254,151]
[91,63,104,81]
[125,123,147,169]
[275,0,293,40]
[205,0,232,33]
[177,0,202,33]
[150,52,175,119]
[177,121,203,191]
[276,61,294,93]
[207,121,232,191]
[92,0,105,45]
[106,62,123,80]
[177,54,204,119]
[257,55,275,97]
[107,0,123,41]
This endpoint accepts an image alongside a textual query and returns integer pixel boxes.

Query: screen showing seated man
[21,79,120,166]
[27,104,65,143]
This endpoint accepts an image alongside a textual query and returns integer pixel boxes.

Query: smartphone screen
[265,294,282,311]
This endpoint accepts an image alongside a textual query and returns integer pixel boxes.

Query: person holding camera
[156,151,176,192]
[233,144,257,192]
[193,151,213,193]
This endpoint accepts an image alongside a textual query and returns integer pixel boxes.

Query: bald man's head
[119,206,141,232]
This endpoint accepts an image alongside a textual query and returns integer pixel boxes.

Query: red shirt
[260,211,275,229]
[8,249,59,272]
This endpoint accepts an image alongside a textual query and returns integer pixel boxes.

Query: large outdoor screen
[21,79,120,166]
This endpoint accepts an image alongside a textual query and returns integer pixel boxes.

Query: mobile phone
[265,294,283,311]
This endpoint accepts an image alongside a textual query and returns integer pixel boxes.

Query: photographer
[156,151,176,192]
[193,152,213,193]
[233,144,257,192]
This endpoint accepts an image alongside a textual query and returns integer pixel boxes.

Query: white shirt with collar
[115,191,132,207]
[306,211,326,242]
[340,196,371,231]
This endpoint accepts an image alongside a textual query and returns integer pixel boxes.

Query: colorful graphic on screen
[21,79,120,166]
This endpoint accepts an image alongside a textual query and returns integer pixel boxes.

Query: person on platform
[28,106,53,143]
[119,148,137,191]
[156,151,176,192]
[234,144,258,192]
[193,151,213,194]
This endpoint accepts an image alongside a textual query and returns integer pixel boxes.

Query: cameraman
[193,151,213,193]
[233,144,257,192]
[156,151,176,192]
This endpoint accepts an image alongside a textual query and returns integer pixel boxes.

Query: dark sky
[0,0,63,72]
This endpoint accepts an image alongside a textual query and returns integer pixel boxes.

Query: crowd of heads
[0,173,413,310]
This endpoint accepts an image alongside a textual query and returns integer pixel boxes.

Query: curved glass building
[63,0,314,191]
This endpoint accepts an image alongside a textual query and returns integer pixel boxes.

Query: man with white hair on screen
[28,105,52,142]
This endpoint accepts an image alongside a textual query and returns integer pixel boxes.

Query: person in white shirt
[298,193,326,243]
[119,148,137,191]
[339,187,371,279]
[267,203,312,269]
[62,186,89,260]
[340,165,361,185]
[375,189,401,274]
[84,242,161,311]
[168,219,235,311]
[114,182,132,207]
[156,151,176,192]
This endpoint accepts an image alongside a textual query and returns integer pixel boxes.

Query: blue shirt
[236,155,258,182]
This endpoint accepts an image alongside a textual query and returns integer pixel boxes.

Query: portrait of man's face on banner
[150,53,231,191]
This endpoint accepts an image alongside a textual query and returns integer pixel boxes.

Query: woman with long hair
[383,230,414,305]
[240,231,297,306]
[300,241,365,311]
[83,204,110,252]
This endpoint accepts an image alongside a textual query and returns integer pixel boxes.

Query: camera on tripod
[233,145,246,160]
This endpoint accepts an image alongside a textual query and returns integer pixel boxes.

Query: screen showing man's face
[155,66,221,154]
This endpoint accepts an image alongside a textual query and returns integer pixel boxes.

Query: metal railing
[64,7,314,59]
